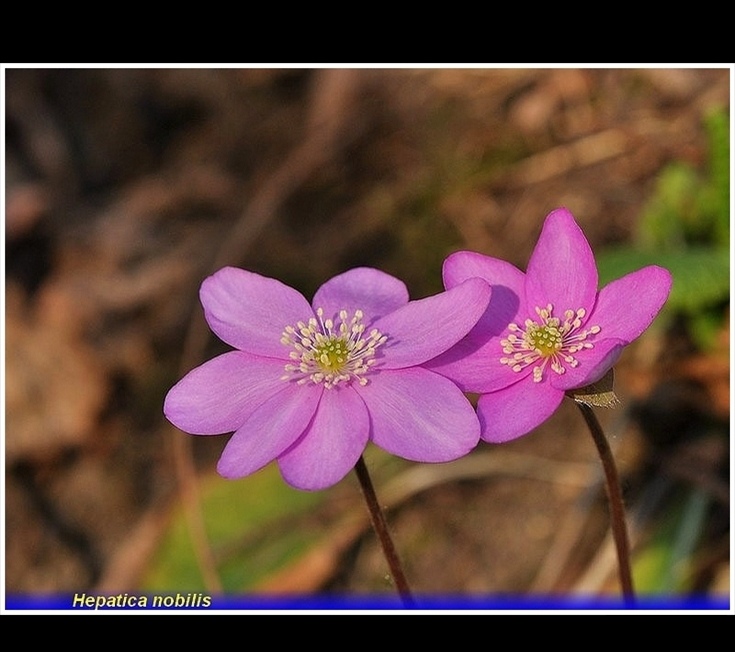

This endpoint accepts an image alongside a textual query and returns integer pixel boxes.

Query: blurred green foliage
[142,466,325,592]
[632,487,712,594]
[597,107,730,350]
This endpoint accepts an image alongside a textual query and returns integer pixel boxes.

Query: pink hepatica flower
[164,266,491,490]
[426,208,672,443]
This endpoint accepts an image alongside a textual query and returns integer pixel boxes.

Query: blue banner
[3,592,731,613]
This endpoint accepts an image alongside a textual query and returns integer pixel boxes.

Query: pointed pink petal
[200,267,313,358]
[525,208,597,315]
[442,250,526,293]
[374,277,491,369]
[590,266,673,342]
[278,386,370,490]
[164,351,290,434]
[356,368,480,461]
[216,383,322,479]
[311,267,409,327]
[548,338,626,391]
[477,378,564,443]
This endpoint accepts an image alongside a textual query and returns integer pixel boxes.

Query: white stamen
[500,304,600,383]
[281,308,387,388]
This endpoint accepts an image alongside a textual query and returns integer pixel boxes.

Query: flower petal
[164,351,289,435]
[427,251,527,391]
[426,332,533,393]
[476,378,564,443]
[200,267,313,358]
[374,277,491,369]
[590,266,673,343]
[548,337,626,391]
[442,250,525,295]
[311,267,409,328]
[278,385,370,490]
[525,208,597,314]
[357,368,480,461]
[216,383,322,479]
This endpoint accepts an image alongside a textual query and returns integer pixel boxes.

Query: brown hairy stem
[354,456,415,606]
[576,402,636,604]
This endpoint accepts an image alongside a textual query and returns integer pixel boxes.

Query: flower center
[280,308,387,389]
[500,304,600,383]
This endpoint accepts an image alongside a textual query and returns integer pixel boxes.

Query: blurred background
[4,66,731,605]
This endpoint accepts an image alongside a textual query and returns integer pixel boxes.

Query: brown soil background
[4,67,731,608]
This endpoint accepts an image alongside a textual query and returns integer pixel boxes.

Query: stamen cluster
[281,308,387,388]
[500,304,600,382]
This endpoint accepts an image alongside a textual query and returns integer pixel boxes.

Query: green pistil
[528,323,563,356]
[316,337,348,372]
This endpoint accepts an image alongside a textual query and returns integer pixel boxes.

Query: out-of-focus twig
[503,129,629,188]
[94,502,173,592]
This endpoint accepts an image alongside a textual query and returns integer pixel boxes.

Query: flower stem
[576,402,636,605]
[354,456,415,606]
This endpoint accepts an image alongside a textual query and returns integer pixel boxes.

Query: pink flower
[426,208,673,443]
[164,266,491,490]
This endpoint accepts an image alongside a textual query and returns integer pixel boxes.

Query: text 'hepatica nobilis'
[164,267,491,490]
[427,207,673,443]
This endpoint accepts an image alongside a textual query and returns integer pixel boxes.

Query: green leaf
[637,164,702,250]
[596,247,730,316]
